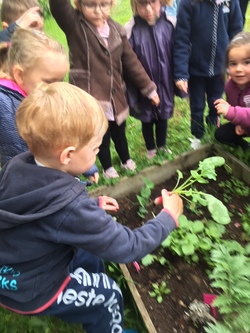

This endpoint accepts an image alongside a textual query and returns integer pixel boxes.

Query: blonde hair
[2,28,68,79]
[1,0,41,23]
[227,31,250,65]
[16,82,108,157]
[130,0,171,15]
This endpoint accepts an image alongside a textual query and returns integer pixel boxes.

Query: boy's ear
[12,64,25,88]
[60,146,76,165]
[2,21,9,30]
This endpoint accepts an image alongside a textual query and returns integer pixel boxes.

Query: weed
[149,281,171,304]
[136,177,154,218]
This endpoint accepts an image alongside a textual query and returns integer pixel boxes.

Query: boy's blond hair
[3,28,68,78]
[1,0,40,23]
[130,0,172,15]
[16,82,108,157]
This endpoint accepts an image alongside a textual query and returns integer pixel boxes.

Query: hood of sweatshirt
[0,152,87,231]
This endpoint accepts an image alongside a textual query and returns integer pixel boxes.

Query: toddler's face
[21,52,68,95]
[79,1,112,27]
[136,0,161,25]
[228,45,250,89]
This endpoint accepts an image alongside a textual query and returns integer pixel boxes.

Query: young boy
[0,82,183,333]
[0,0,43,42]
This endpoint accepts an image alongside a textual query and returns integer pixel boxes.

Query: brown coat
[49,0,157,125]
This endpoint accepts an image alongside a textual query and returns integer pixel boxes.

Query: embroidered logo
[243,95,250,107]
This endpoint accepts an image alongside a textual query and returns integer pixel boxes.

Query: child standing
[173,0,243,148]
[0,81,183,333]
[0,0,44,42]
[214,31,250,150]
[0,29,69,167]
[125,0,175,159]
[49,0,160,179]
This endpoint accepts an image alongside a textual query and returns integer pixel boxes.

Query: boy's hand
[88,172,99,184]
[151,93,160,106]
[16,7,44,31]
[99,196,119,211]
[154,189,183,220]
[175,80,188,94]
[214,99,230,116]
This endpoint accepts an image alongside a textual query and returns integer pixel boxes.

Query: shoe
[189,137,202,150]
[147,149,157,159]
[103,167,119,179]
[121,159,136,171]
[158,146,172,154]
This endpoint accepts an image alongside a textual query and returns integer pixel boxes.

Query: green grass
[1,2,250,333]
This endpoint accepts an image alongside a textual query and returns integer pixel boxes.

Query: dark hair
[226,31,250,65]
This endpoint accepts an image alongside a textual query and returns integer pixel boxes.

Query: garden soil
[111,165,249,333]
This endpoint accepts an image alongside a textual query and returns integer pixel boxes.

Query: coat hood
[0,152,87,231]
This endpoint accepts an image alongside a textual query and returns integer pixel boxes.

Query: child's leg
[98,126,113,170]
[41,250,124,333]
[206,76,224,127]
[141,121,156,151]
[188,76,206,139]
[110,121,130,164]
[215,122,249,149]
[155,118,167,149]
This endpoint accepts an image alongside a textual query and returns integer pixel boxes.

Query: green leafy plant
[149,281,171,303]
[141,247,170,267]
[206,242,250,333]
[241,204,250,240]
[136,177,154,218]
[161,214,227,264]
[218,176,250,203]
[170,156,230,225]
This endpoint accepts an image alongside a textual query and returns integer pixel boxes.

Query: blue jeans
[40,250,124,333]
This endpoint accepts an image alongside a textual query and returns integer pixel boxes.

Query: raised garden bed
[91,144,250,333]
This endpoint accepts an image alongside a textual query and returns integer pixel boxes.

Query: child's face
[79,1,112,27]
[66,133,103,176]
[136,0,161,25]
[20,52,68,95]
[228,45,250,89]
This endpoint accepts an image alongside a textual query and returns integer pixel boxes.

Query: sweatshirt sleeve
[173,0,192,81]
[226,106,250,132]
[0,23,18,42]
[56,195,177,263]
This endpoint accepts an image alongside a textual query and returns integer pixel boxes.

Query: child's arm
[83,164,99,184]
[0,7,43,43]
[215,98,250,129]
[49,0,75,34]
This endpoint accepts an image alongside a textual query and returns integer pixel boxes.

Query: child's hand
[235,125,245,135]
[88,172,99,184]
[16,7,44,31]
[99,196,119,211]
[214,99,230,116]
[151,93,160,106]
[175,80,188,94]
[154,189,183,220]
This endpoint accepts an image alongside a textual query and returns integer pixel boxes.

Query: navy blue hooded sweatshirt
[0,152,177,313]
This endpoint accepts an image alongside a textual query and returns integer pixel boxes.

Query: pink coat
[225,79,250,136]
